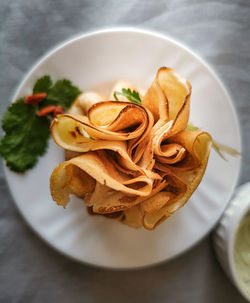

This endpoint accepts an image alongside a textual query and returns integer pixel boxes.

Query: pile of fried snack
[50,67,212,230]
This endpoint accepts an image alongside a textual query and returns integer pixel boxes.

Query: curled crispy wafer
[50,67,211,229]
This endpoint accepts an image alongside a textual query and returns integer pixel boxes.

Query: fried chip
[50,163,95,207]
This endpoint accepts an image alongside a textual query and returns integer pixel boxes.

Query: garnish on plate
[0,76,81,173]
[114,88,141,104]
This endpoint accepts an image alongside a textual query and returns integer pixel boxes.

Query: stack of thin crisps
[50,67,212,230]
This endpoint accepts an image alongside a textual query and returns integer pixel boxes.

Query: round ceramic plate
[4,28,242,269]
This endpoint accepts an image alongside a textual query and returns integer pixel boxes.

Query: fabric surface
[0,0,249,302]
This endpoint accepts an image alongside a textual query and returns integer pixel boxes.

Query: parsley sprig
[114,88,141,104]
[0,75,81,173]
[33,75,81,111]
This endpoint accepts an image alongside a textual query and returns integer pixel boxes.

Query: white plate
[4,28,242,269]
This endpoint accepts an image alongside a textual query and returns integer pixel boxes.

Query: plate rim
[3,26,242,269]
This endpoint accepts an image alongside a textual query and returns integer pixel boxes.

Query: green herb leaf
[0,99,50,172]
[185,124,199,131]
[46,79,81,111]
[113,91,119,101]
[186,123,242,160]
[33,75,52,94]
[113,88,141,104]
[0,75,81,173]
